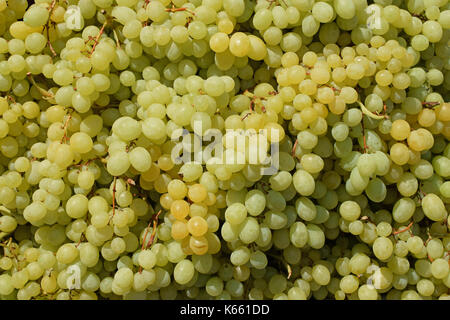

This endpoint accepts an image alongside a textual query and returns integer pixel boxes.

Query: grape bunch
[0,0,448,300]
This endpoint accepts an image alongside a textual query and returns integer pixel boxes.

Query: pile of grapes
[0,0,448,300]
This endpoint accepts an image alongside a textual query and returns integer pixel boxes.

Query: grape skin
[0,0,448,302]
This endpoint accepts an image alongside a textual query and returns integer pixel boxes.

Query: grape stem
[112,177,117,217]
[266,252,292,279]
[1,238,21,271]
[300,63,311,75]
[0,237,12,256]
[75,233,85,248]
[286,262,292,279]
[139,209,162,273]
[257,181,270,193]
[422,101,440,108]
[45,0,58,57]
[417,186,427,201]
[267,0,288,8]
[125,141,136,152]
[424,229,432,246]
[357,100,387,120]
[392,221,413,235]
[319,84,340,93]
[360,215,375,224]
[361,118,368,153]
[241,112,250,121]
[150,209,163,239]
[89,20,108,57]
[6,94,15,103]
[60,112,73,144]
[412,13,428,21]
[27,73,54,100]
[185,16,194,27]
[126,178,136,186]
[71,157,102,169]
[243,90,266,113]
[292,139,298,157]
[112,28,121,48]
[165,5,196,16]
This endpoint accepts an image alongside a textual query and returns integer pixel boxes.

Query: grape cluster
[0,0,448,300]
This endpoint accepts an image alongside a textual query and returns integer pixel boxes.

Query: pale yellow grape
[334,0,355,19]
[392,73,411,90]
[79,243,99,267]
[174,259,195,285]
[209,33,229,53]
[129,147,151,172]
[438,10,450,28]
[80,115,103,137]
[252,8,272,30]
[340,275,359,294]
[2,0,450,302]
[223,0,245,17]
[390,120,410,141]
[421,193,447,222]
[167,180,188,200]
[113,268,133,291]
[107,151,130,176]
[204,76,225,97]
[396,173,418,197]
[23,5,49,27]
[56,244,79,265]
[146,1,168,22]
[300,154,324,174]
[407,236,424,255]
[171,220,189,240]
[416,279,434,297]
[422,21,443,43]
[339,87,358,104]
[392,197,416,223]
[306,224,325,249]
[229,32,250,58]
[77,170,95,190]
[23,202,47,223]
[346,63,365,80]
[24,33,46,54]
[407,128,434,151]
[375,70,393,86]
[349,220,364,235]
[41,273,58,294]
[0,216,17,233]
[0,275,14,295]
[339,201,360,221]
[311,2,334,23]
[310,67,330,84]
[70,132,93,154]
[411,35,429,51]
[390,143,410,165]
[373,237,394,260]
[138,250,156,270]
[293,170,315,196]
[171,200,190,220]
[66,194,89,218]
[187,216,208,237]
[53,144,74,168]
[248,35,267,61]
[225,203,247,225]
[431,259,449,279]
